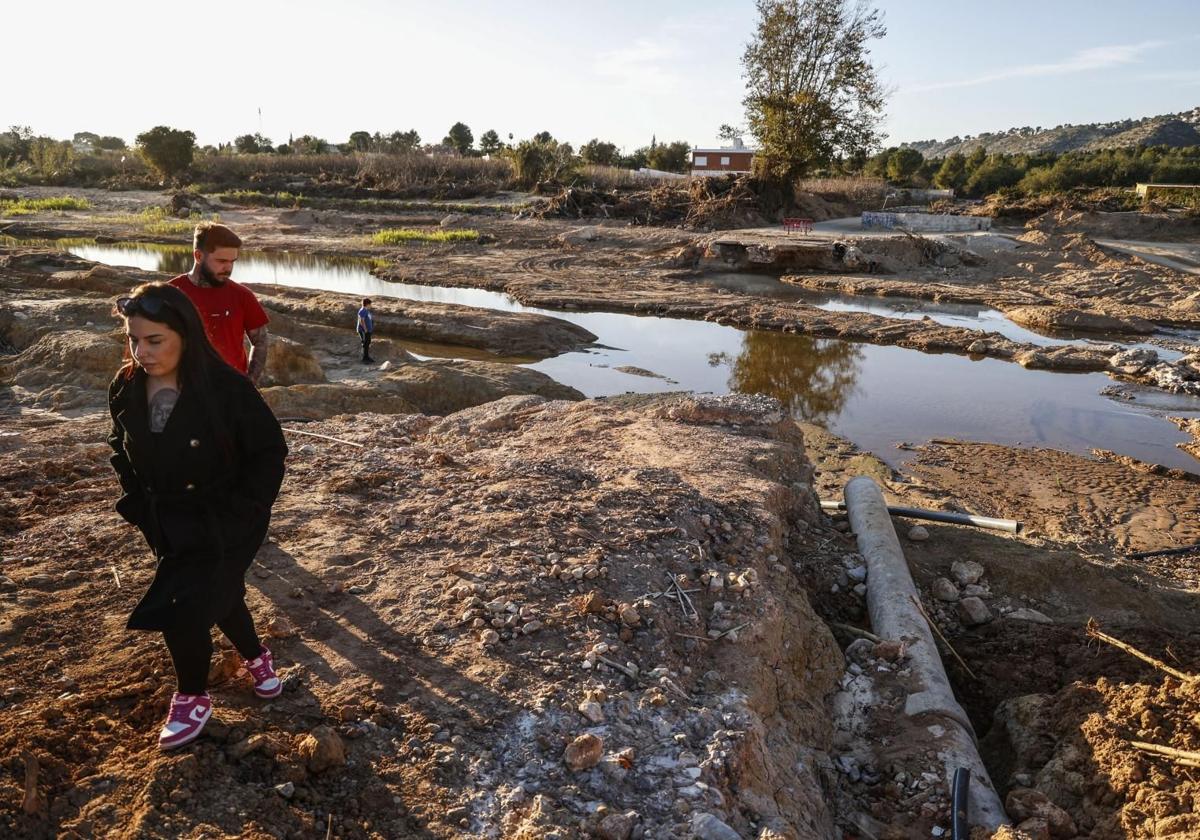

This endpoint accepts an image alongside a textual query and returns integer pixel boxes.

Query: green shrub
[369,228,479,245]
[136,126,196,183]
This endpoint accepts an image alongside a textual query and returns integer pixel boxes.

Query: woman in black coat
[108,282,288,749]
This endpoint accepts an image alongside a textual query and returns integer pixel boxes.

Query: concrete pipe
[843,476,1009,830]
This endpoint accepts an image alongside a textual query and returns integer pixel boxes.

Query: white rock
[950,560,985,586]
[932,577,959,602]
[691,812,741,840]
[907,525,930,542]
[1006,607,1053,625]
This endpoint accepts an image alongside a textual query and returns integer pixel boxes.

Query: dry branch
[911,595,978,681]
[1087,619,1197,682]
[1130,740,1200,763]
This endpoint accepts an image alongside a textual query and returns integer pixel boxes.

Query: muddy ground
[2,189,1200,838]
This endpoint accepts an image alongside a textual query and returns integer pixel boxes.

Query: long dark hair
[114,282,236,456]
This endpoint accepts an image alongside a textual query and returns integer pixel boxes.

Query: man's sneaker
[158,692,212,750]
[244,645,282,698]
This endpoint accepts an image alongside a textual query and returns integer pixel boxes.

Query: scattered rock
[907,525,929,542]
[950,560,985,586]
[691,812,742,840]
[578,700,605,724]
[274,781,295,799]
[932,577,959,602]
[957,596,992,627]
[563,733,603,771]
[1005,788,1076,838]
[1006,608,1053,625]
[597,810,638,840]
[618,604,642,627]
[297,726,346,773]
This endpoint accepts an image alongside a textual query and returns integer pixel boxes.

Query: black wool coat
[107,364,287,632]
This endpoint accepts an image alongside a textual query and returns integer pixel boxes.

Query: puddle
[698,272,1182,360]
[11,239,1200,473]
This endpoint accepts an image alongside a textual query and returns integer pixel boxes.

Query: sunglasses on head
[115,295,173,317]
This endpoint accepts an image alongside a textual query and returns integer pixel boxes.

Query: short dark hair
[194,222,242,253]
[362,298,372,306]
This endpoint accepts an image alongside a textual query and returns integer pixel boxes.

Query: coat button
[186,483,196,491]
[190,439,200,448]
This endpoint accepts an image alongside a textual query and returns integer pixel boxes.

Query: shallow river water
[37,241,1200,473]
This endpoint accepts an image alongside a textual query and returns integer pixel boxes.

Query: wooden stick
[110,566,122,588]
[910,596,978,681]
[596,655,640,681]
[21,750,39,815]
[326,813,333,840]
[831,622,883,643]
[1087,619,1197,682]
[282,427,365,448]
[1130,740,1200,762]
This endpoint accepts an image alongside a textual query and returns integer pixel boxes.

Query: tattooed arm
[246,325,270,386]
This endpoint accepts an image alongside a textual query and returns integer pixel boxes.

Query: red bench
[783,217,813,234]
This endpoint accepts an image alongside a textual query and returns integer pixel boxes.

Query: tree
[533,131,554,144]
[96,136,126,151]
[348,131,372,152]
[479,129,503,156]
[717,124,745,144]
[73,131,100,148]
[505,137,577,187]
[136,126,196,183]
[886,148,923,183]
[234,133,272,154]
[291,135,329,154]
[444,122,474,155]
[619,147,650,170]
[580,138,620,166]
[933,152,967,191]
[741,0,887,180]
[645,140,692,173]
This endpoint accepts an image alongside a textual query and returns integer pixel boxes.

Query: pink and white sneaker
[158,692,212,750]
[244,645,282,698]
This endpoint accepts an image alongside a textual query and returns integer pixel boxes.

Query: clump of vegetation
[369,228,480,245]
[856,143,1200,201]
[136,126,197,184]
[103,206,218,236]
[0,195,92,216]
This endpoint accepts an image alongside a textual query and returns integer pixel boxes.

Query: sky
[5,0,1199,153]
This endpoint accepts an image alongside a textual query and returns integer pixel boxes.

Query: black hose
[1128,542,1200,560]
[951,767,971,840]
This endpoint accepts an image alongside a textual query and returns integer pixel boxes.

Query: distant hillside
[902,107,1200,158]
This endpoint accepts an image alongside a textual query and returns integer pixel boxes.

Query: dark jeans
[162,596,261,695]
[359,330,372,361]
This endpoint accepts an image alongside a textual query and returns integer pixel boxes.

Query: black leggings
[359,330,372,360]
[162,596,262,695]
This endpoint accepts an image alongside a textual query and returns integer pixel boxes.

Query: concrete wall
[862,212,991,232]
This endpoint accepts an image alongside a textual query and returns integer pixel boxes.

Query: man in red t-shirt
[170,222,270,384]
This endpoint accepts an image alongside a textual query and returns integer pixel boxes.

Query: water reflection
[724,331,863,424]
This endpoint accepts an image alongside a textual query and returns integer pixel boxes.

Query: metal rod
[820,500,1020,534]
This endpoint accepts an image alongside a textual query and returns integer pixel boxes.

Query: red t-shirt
[169,274,269,373]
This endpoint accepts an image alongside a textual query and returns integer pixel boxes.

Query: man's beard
[198,261,230,287]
